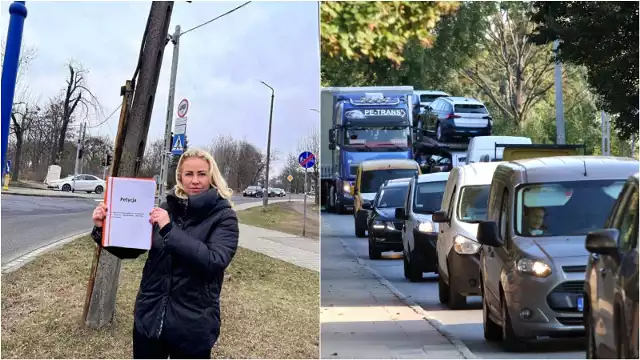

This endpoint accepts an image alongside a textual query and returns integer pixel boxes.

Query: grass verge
[237,202,319,239]
[1,237,319,359]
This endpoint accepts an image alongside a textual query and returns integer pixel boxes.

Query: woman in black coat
[91,148,239,359]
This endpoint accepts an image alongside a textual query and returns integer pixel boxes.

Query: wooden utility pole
[82,1,174,329]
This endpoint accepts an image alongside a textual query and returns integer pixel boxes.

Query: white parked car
[47,174,106,194]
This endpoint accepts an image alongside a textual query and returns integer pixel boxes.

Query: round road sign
[177,98,189,118]
[298,151,316,169]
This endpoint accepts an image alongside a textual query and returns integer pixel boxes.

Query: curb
[338,238,477,359]
[1,231,92,275]
[1,191,99,200]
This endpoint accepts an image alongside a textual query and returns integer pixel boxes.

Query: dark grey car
[584,172,639,359]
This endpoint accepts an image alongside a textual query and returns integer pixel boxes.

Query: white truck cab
[465,136,532,164]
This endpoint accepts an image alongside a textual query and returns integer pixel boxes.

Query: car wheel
[482,280,502,341]
[403,251,410,279]
[447,262,467,309]
[438,272,450,304]
[62,184,71,192]
[94,185,104,195]
[501,290,524,351]
[436,122,445,142]
[368,232,381,260]
[406,248,423,282]
[355,211,367,238]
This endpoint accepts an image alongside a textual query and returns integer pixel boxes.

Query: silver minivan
[475,156,638,351]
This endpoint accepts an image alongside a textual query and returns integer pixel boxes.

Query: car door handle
[600,268,607,276]
[488,250,495,258]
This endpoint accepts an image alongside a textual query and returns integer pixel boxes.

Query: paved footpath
[321,234,471,359]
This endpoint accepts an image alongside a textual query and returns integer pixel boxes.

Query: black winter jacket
[91,187,239,353]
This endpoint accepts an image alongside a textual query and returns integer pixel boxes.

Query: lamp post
[1,1,28,181]
[260,80,274,209]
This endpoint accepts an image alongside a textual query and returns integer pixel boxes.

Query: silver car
[475,156,638,351]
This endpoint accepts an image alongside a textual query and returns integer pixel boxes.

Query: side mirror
[476,221,503,247]
[328,143,336,150]
[585,229,619,256]
[432,210,448,223]
[328,129,336,144]
[395,207,407,220]
[362,201,372,210]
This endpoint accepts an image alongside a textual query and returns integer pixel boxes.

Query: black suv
[362,181,410,259]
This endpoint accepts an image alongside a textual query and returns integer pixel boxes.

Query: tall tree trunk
[12,133,23,180]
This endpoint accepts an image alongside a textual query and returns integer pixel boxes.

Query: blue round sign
[298,151,316,169]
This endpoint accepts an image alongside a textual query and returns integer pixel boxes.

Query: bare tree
[51,61,102,165]
[10,102,40,180]
[140,138,164,178]
[458,4,555,126]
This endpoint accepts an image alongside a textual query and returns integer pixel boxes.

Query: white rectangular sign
[102,177,156,250]
[174,117,187,135]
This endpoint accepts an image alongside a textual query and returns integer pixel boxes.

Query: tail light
[447,113,461,119]
[483,116,492,120]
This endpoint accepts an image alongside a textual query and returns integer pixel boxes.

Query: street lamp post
[1,1,28,180]
[260,80,275,209]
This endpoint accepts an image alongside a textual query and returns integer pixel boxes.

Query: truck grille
[556,317,584,326]
[546,281,585,312]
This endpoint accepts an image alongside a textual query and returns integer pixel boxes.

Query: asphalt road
[0,193,306,264]
[322,212,585,359]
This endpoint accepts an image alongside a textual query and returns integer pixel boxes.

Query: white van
[431,162,502,309]
[465,136,532,164]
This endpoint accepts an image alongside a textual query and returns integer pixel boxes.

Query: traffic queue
[343,152,639,357]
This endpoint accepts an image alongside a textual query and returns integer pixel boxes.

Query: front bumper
[446,248,481,296]
[370,222,403,251]
[504,274,585,338]
[411,230,438,272]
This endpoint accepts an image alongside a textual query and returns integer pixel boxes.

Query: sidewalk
[234,199,318,272]
[320,235,468,359]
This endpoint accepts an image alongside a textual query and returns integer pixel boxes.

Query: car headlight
[416,220,435,233]
[453,235,481,255]
[343,183,351,193]
[516,258,552,278]
[373,220,395,230]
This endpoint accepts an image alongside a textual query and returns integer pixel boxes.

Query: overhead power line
[180,1,252,37]
[87,104,122,128]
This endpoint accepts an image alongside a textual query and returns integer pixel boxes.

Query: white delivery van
[465,136,532,164]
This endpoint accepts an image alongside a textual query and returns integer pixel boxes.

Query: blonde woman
[91,148,239,359]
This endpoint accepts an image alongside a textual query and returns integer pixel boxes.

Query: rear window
[420,94,446,103]
[455,104,488,114]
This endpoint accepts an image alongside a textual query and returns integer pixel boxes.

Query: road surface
[322,212,585,359]
[0,193,306,264]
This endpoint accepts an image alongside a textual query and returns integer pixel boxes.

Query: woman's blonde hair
[174,148,234,206]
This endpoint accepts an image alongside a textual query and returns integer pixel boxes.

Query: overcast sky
[2,0,320,174]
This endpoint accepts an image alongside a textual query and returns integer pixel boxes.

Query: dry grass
[237,202,319,239]
[1,237,319,359]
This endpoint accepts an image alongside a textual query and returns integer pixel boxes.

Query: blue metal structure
[1,1,28,178]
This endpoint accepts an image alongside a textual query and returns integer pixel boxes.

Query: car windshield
[345,127,410,147]
[420,94,445,103]
[376,186,408,208]
[361,169,418,194]
[457,185,490,223]
[414,181,447,214]
[516,180,626,237]
[455,104,488,114]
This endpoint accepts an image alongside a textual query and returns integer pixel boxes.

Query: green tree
[321,1,459,66]
[529,1,639,139]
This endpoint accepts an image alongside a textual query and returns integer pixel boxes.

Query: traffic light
[106,153,112,167]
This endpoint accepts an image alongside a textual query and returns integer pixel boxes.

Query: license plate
[577,296,584,312]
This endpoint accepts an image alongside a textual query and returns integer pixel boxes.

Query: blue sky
[1,0,320,174]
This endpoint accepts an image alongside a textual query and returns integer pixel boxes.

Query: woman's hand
[92,202,108,227]
[149,207,170,229]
